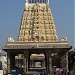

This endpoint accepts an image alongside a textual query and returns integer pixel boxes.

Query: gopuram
[3,0,72,75]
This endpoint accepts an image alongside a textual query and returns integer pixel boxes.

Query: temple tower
[3,0,72,75]
[18,0,58,42]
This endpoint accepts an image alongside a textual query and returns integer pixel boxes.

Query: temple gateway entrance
[3,0,72,75]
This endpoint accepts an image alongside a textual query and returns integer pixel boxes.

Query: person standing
[56,68,61,75]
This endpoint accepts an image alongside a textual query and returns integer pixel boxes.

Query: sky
[0,0,74,53]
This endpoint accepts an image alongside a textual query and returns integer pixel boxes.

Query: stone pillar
[66,52,69,73]
[42,60,45,68]
[7,51,11,74]
[46,51,49,70]
[24,51,29,72]
[61,52,69,74]
[10,53,15,69]
[48,51,52,75]
[46,51,52,75]
[26,51,29,71]
[23,53,27,72]
[32,61,35,67]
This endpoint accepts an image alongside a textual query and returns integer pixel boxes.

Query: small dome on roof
[7,37,14,42]
[60,36,68,42]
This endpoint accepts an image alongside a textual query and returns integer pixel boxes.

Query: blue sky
[0,0,74,52]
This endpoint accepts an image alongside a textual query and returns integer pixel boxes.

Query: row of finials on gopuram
[28,0,48,3]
